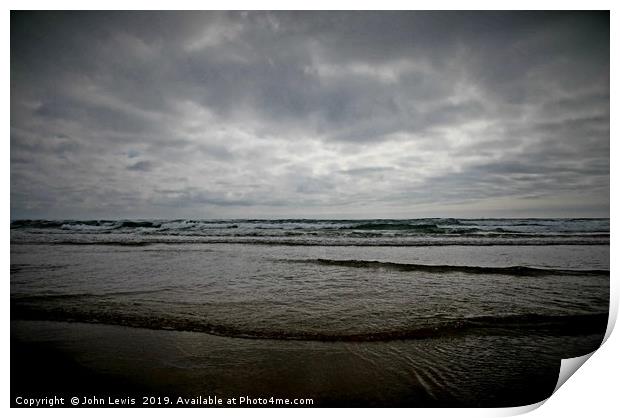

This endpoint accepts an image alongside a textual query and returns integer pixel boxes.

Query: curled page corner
[551,305,617,395]
[501,309,615,416]
[603,304,617,344]
[553,351,596,394]
[493,351,599,417]
[493,399,547,417]
[551,307,617,395]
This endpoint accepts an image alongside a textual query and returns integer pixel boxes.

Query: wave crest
[12,307,608,342]
[299,259,609,277]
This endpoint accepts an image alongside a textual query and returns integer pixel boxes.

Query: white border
[4,2,616,417]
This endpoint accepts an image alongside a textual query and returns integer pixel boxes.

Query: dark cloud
[10,11,609,219]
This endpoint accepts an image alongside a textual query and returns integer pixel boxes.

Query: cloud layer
[11,11,610,219]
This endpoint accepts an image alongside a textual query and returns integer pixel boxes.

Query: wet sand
[11,319,605,407]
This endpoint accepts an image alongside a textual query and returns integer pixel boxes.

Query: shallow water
[10,242,609,340]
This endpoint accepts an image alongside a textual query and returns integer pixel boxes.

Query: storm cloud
[11,11,609,219]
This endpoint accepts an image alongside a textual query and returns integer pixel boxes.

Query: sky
[10,11,610,219]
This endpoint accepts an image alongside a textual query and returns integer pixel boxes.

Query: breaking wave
[11,218,610,247]
[340,223,448,233]
[299,259,609,277]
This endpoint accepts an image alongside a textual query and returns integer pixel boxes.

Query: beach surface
[11,319,605,407]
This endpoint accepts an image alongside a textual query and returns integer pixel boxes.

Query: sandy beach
[11,319,605,407]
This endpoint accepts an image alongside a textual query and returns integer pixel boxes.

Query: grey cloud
[10,11,609,219]
[339,167,395,176]
[127,160,154,172]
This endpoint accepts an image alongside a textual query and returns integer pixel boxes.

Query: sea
[10,218,610,407]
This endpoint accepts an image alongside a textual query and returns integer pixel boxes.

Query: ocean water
[10,218,610,406]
